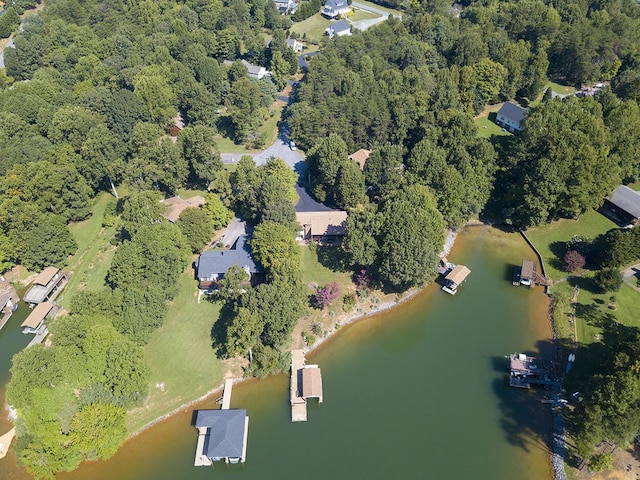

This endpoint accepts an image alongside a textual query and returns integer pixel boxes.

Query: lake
[1,226,554,480]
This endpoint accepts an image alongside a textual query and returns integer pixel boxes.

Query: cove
[1,226,554,479]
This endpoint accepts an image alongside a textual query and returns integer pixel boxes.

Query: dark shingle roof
[331,19,350,33]
[608,185,640,219]
[497,102,526,124]
[196,235,262,278]
[196,409,247,459]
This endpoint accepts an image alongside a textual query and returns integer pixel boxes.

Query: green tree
[593,268,623,293]
[176,207,214,253]
[120,190,165,237]
[70,403,127,460]
[202,193,234,230]
[0,7,20,38]
[306,134,350,203]
[133,67,176,124]
[179,125,223,187]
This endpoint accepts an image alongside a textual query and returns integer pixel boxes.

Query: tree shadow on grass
[549,241,567,271]
[316,246,350,273]
[210,300,235,359]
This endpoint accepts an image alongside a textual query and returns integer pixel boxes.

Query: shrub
[589,452,613,472]
[593,268,623,293]
[313,281,340,309]
[563,250,586,272]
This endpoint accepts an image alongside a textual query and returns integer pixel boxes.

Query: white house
[322,0,351,18]
[495,102,526,133]
[273,0,294,12]
[222,60,268,80]
[326,19,351,38]
[286,38,303,53]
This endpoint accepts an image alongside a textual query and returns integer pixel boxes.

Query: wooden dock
[194,427,212,466]
[26,325,48,348]
[221,378,233,410]
[0,427,15,460]
[290,350,323,422]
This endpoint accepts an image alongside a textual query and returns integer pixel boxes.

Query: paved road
[220,136,306,173]
[351,2,400,32]
[298,50,320,70]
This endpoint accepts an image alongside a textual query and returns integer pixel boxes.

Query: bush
[343,293,356,312]
[313,281,340,309]
[563,250,586,272]
[589,452,613,472]
[593,268,623,293]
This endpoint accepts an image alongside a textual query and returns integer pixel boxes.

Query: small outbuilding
[301,365,323,403]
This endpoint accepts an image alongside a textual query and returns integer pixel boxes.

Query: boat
[512,267,521,286]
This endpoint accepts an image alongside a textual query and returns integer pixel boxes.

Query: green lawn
[525,210,617,281]
[350,9,380,21]
[353,0,401,16]
[290,13,331,43]
[475,115,510,139]
[127,270,226,432]
[301,245,353,289]
[59,192,119,310]
[546,80,578,96]
[216,105,283,154]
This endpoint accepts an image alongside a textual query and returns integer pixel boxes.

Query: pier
[0,427,15,460]
[290,349,323,422]
[0,282,19,331]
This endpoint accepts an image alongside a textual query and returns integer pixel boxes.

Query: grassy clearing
[525,210,617,281]
[475,115,510,138]
[60,193,118,310]
[350,9,380,21]
[216,104,283,154]
[547,80,578,95]
[354,0,401,15]
[290,13,331,43]
[127,270,228,432]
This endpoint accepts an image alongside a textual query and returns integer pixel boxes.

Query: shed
[195,409,248,463]
[21,302,53,333]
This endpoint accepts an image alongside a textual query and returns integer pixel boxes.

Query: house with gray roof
[605,185,640,226]
[495,102,527,132]
[326,19,351,38]
[195,235,263,290]
[194,409,248,464]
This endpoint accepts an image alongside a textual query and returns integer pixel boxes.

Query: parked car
[289,140,297,151]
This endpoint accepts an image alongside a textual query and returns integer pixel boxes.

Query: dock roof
[195,409,247,459]
[301,366,323,399]
[521,260,536,280]
[32,267,59,287]
[21,302,53,329]
[444,265,471,286]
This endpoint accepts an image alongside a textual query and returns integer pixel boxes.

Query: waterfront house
[349,148,371,170]
[495,102,526,132]
[321,0,351,18]
[296,210,348,244]
[161,195,206,223]
[326,19,351,38]
[604,185,640,226]
[23,267,67,305]
[21,302,54,334]
[195,235,263,290]
[194,409,248,464]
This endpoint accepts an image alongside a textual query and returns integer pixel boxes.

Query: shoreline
[127,228,460,439]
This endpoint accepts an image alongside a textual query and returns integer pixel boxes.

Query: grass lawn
[216,104,283,154]
[546,80,578,96]
[127,270,227,432]
[475,115,510,139]
[290,13,331,43]
[525,210,617,281]
[350,9,380,21]
[59,192,118,310]
[354,0,401,15]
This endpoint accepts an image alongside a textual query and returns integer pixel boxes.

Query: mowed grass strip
[290,13,332,43]
[60,192,118,310]
[525,210,617,281]
[128,269,224,432]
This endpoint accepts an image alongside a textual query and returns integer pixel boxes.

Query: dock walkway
[0,427,15,460]
[291,349,307,422]
[27,325,48,348]
[221,378,233,410]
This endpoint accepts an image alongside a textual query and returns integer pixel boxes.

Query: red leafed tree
[314,282,340,309]
[563,250,586,272]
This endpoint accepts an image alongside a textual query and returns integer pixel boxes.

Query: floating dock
[290,349,323,422]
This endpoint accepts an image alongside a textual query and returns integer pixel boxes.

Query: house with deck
[495,102,526,133]
[23,267,67,306]
[194,409,248,464]
[604,185,640,226]
[322,0,351,18]
[296,210,348,245]
[195,235,263,290]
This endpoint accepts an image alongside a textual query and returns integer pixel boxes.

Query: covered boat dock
[442,265,471,295]
[21,302,54,334]
[290,349,324,422]
[23,267,67,305]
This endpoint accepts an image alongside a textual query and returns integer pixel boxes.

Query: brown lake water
[1,226,554,480]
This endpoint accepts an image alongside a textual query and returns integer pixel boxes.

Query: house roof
[325,0,348,8]
[21,302,53,329]
[161,195,206,223]
[330,19,351,33]
[196,235,262,279]
[301,366,323,399]
[444,265,471,286]
[195,409,247,459]
[521,260,536,280]
[349,149,371,170]
[296,211,348,236]
[32,267,59,287]
[222,60,266,77]
[608,185,640,219]
[497,102,526,125]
